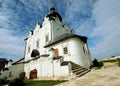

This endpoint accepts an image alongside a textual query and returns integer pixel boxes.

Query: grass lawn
[101,59,117,63]
[24,80,67,86]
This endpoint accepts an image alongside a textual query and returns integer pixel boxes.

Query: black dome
[46,7,62,22]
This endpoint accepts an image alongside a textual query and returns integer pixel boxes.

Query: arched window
[31,49,40,57]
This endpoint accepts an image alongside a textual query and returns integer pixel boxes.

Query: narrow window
[45,35,49,42]
[63,47,68,54]
[27,47,30,53]
[36,40,39,48]
[83,47,85,54]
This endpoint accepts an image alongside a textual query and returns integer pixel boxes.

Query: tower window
[36,40,39,48]
[45,35,49,42]
[27,47,30,53]
[83,47,85,54]
[63,47,68,54]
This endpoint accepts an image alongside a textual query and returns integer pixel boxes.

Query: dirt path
[56,63,120,86]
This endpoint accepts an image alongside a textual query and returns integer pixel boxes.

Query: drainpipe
[41,60,42,78]
[52,60,54,77]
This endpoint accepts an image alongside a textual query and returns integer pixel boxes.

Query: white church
[24,6,92,80]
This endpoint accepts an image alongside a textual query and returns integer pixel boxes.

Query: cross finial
[50,3,55,11]
[50,3,54,8]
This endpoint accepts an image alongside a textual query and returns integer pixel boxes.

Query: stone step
[72,66,80,70]
[72,65,85,70]
[73,68,88,75]
[72,67,85,72]
[71,63,80,67]
[72,64,82,67]
[70,62,90,77]
[76,69,90,77]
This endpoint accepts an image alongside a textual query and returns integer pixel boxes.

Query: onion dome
[46,6,62,22]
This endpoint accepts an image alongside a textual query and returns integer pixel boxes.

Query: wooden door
[29,69,37,79]
[54,49,59,57]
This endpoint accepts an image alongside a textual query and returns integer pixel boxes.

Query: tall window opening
[27,47,30,53]
[45,35,49,42]
[63,47,68,54]
[83,47,85,54]
[36,40,39,48]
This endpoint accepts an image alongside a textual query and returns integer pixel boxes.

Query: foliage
[19,72,25,80]
[92,58,103,67]
[92,58,103,69]
[9,78,24,86]
[117,58,120,66]
[0,58,8,61]
[0,77,66,86]
[101,59,117,63]
[24,80,66,86]
[0,77,9,86]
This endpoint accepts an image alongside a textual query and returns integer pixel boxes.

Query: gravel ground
[55,62,120,86]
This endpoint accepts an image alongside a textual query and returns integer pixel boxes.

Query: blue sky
[0,0,120,61]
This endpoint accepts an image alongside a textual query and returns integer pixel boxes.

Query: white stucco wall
[0,63,24,80]
[46,38,92,68]
[24,57,69,79]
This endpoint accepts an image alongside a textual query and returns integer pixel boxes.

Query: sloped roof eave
[44,34,87,48]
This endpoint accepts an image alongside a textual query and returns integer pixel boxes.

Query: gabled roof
[44,33,87,47]
[12,58,24,65]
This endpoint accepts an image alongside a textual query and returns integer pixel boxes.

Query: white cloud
[90,0,120,59]
[0,29,25,60]
[0,0,49,61]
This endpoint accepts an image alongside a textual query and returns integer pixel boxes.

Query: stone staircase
[60,59,90,77]
[71,62,90,77]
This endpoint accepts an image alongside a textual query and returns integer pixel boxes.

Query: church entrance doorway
[29,69,37,79]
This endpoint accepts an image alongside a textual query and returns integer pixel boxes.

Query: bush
[19,72,25,79]
[9,78,24,86]
[117,58,120,66]
[0,77,9,85]
[92,58,103,68]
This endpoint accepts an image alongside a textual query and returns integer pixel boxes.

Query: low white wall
[25,57,69,79]
[0,63,24,80]
[53,60,69,77]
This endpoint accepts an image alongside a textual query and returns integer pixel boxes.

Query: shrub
[9,78,24,86]
[92,58,103,68]
[0,77,9,85]
[19,72,25,80]
[117,58,120,66]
